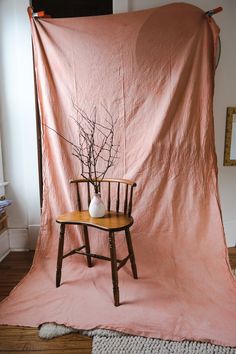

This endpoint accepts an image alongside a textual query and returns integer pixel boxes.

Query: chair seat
[56,210,134,231]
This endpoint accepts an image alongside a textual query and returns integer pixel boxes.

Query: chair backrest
[70,178,137,217]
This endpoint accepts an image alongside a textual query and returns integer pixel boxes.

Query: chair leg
[125,228,138,279]
[108,231,120,306]
[56,223,65,287]
[83,225,92,267]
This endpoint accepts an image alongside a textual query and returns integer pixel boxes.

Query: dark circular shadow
[135,3,205,84]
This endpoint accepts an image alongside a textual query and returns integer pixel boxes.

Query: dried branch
[45,104,119,194]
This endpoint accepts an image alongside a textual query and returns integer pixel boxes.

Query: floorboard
[0,251,92,353]
[0,248,235,353]
[229,246,236,270]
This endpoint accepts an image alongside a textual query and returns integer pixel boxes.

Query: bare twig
[45,104,119,194]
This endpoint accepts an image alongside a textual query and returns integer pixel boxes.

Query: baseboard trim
[8,228,29,249]
[7,225,40,250]
[0,225,40,261]
[0,248,10,262]
[0,230,10,261]
[10,248,30,251]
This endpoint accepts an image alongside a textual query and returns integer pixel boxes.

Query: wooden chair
[56,178,138,306]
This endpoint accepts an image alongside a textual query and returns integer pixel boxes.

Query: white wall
[114,0,236,246]
[0,0,235,256]
[0,0,40,253]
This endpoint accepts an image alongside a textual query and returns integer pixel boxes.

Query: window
[30,0,113,18]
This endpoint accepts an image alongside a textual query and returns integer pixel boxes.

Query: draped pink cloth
[1,3,236,347]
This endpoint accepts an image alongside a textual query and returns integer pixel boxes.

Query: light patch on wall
[231,114,236,160]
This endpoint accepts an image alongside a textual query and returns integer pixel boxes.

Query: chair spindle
[76,183,82,211]
[116,182,120,213]
[87,181,91,207]
[128,186,134,217]
[124,184,128,214]
[107,181,111,211]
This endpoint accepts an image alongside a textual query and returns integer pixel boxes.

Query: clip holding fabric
[32,11,47,18]
[27,6,51,18]
[205,7,223,17]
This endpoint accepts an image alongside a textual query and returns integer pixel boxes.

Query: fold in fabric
[1,3,236,347]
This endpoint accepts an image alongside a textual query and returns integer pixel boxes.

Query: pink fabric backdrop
[1,3,236,347]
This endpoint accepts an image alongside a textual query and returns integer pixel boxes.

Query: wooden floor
[0,249,236,353]
[0,251,92,354]
[229,246,236,270]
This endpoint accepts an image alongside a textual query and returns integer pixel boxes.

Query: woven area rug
[92,332,236,354]
[39,324,236,353]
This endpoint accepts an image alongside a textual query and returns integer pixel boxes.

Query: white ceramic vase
[89,193,106,218]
